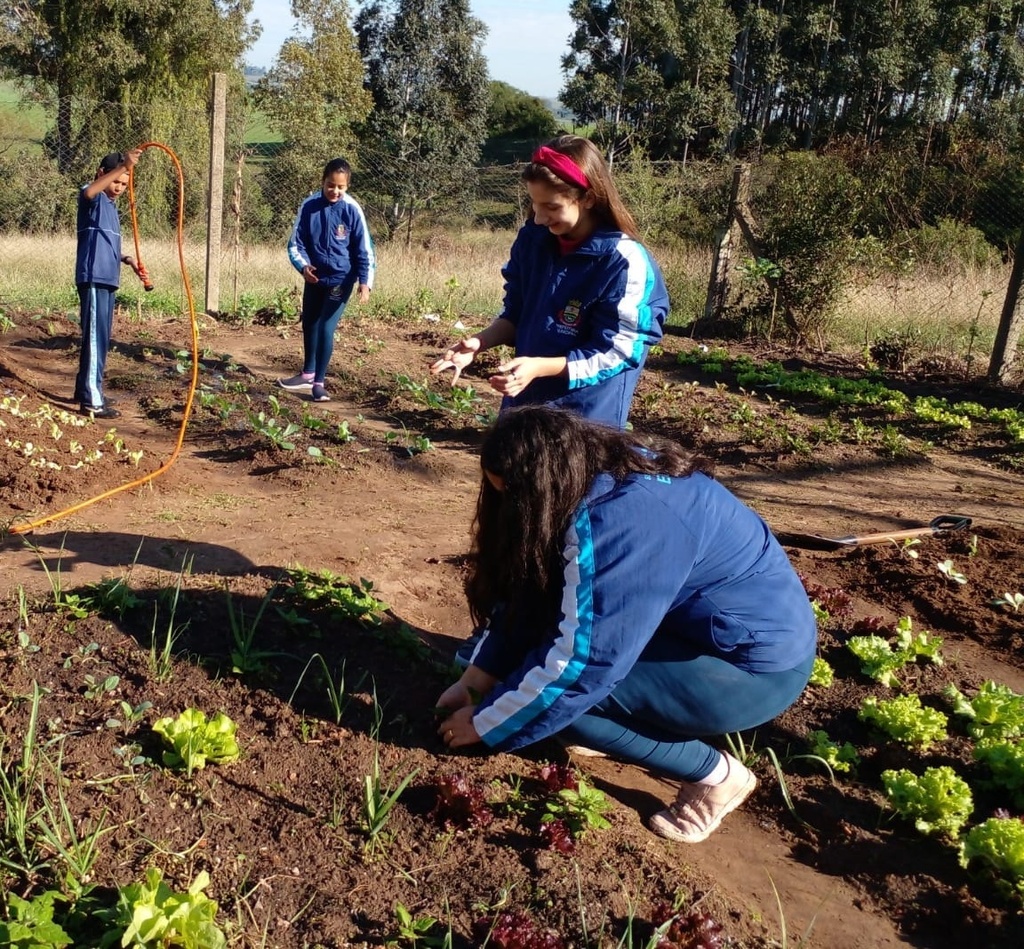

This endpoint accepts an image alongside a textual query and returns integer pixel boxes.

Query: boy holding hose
[73,148,149,419]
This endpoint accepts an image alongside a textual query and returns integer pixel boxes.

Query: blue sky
[246,1,574,100]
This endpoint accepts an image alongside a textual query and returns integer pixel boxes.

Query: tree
[254,0,372,226]
[483,81,558,162]
[561,0,737,161]
[0,0,256,176]
[354,0,489,241]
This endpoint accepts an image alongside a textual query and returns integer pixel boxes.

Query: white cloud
[246,0,572,99]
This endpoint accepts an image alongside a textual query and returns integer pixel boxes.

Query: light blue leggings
[301,282,352,383]
[558,641,814,782]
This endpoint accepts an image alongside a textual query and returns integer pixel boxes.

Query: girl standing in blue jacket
[278,158,376,403]
[436,406,817,843]
[430,135,668,430]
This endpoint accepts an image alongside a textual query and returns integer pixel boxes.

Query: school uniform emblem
[334,224,348,240]
[558,299,582,327]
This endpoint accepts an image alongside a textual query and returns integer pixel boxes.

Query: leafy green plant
[82,673,120,701]
[807,730,859,773]
[96,868,226,949]
[847,616,943,687]
[0,891,71,948]
[858,694,948,749]
[937,559,968,585]
[247,410,300,450]
[881,766,973,838]
[808,657,834,688]
[152,709,240,777]
[990,591,1024,613]
[284,567,387,626]
[973,738,1024,807]
[945,681,1024,740]
[389,901,452,948]
[542,777,613,839]
[959,817,1024,904]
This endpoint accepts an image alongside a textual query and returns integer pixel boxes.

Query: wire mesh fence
[0,91,1020,372]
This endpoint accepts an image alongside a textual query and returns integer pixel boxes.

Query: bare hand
[302,265,318,284]
[123,148,142,169]
[491,359,530,396]
[430,337,481,383]
[357,284,370,304]
[438,705,481,749]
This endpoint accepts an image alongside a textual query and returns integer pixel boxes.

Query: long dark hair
[522,135,639,239]
[465,406,710,628]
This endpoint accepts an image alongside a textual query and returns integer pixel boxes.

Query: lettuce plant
[946,681,1024,740]
[847,617,943,687]
[808,730,859,773]
[858,694,948,749]
[959,817,1024,904]
[881,766,973,838]
[152,709,240,776]
[808,658,834,688]
[97,868,226,949]
[973,738,1024,807]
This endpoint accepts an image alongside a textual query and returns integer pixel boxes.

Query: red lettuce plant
[472,912,566,949]
[650,901,725,948]
[429,773,493,830]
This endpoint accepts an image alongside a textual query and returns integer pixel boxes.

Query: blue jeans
[301,282,352,382]
[74,283,116,407]
[558,640,814,782]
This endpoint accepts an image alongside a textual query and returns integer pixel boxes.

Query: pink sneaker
[648,753,756,843]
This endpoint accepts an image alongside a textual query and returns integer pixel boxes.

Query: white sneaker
[648,753,756,843]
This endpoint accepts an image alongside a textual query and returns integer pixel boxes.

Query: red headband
[531,145,591,191]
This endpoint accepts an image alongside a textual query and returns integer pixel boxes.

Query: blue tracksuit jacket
[500,220,668,428]
[471,471,817,752]
[288,192,376,289]
[75,186,122,287]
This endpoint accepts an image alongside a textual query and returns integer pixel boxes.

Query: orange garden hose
[8,141,200,536]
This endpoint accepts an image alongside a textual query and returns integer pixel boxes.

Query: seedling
[990,591,1024,613]
[225,581,290,677]
[390,902,452,948]
[288,653,361,725]
[82,673,120,701]
[894,537,920,559]
[937,559,967,585]
[361,753,419,853]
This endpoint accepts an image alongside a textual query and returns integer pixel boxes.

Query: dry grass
[0,232,1010,362]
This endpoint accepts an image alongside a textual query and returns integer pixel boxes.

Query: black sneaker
[81,404,120,420]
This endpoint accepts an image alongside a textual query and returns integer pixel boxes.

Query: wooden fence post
[204,72,227,315]
[704,164,746,321]
[988,228,1024,385]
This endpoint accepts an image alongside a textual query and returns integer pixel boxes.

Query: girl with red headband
[430,134,668,430]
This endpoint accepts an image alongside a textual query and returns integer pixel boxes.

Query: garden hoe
[774,514,972,552]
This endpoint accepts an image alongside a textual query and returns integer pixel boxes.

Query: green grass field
[0,79,48,145]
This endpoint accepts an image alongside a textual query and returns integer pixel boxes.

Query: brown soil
[1,306,1023,948]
